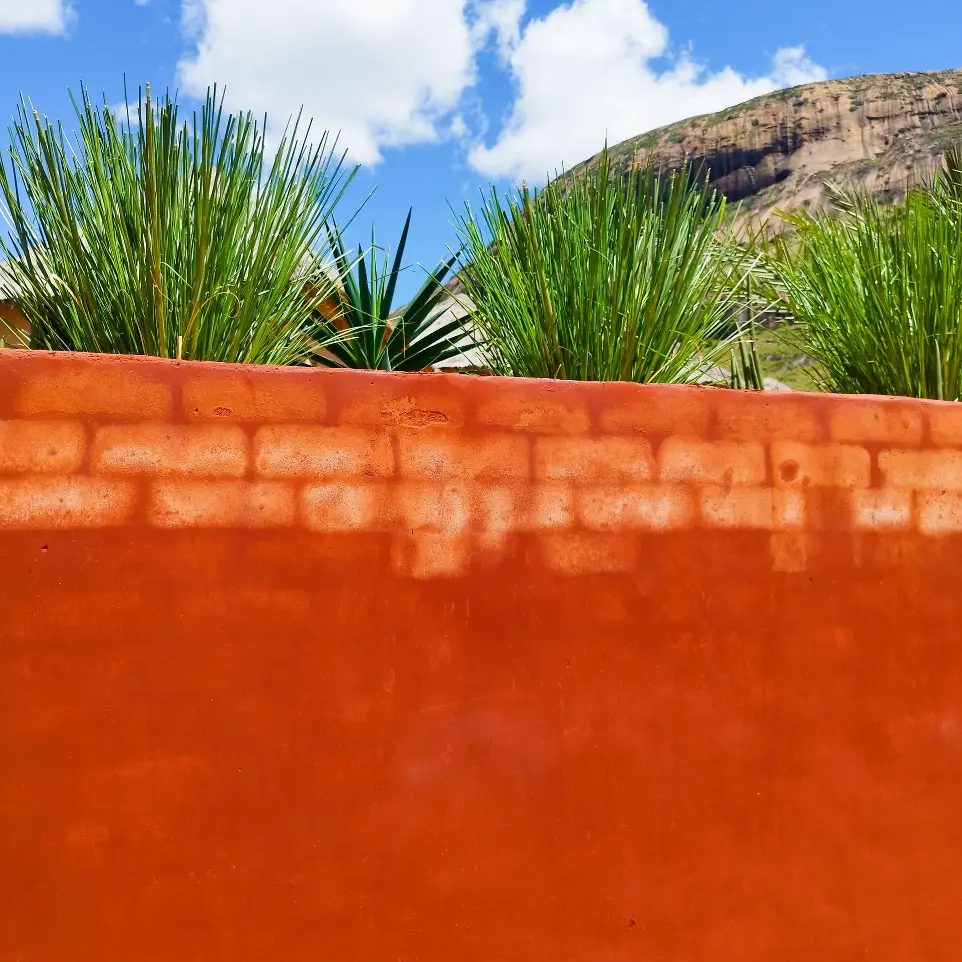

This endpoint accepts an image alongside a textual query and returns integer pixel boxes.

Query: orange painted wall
[3,350,962,961]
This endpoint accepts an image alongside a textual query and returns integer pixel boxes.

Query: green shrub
[0,84,354,363]
[452,147,753,383]
[311,209,472,370]
[764,148,962,399]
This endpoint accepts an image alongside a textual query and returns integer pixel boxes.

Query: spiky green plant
[0,84,355,363]
[451,147,754,383]
[764,148,962,399]
[729,335,766,390]
[311,209,472,370]
[725,268,769,390]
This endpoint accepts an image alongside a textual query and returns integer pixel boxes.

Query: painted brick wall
[3,350,962,961]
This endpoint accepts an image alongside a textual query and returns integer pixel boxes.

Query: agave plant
[451,147,755,383]
[310,209,472,370]
[0,83,355,363]
[763,147,962,399]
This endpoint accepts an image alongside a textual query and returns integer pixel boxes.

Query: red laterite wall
[3,350,962,961]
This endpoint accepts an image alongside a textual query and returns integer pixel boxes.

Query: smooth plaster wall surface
[2,350,962,960]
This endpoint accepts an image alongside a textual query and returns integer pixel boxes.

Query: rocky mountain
[573,68,962,232]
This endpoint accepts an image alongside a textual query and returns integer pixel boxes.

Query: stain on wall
[2,350,962,960]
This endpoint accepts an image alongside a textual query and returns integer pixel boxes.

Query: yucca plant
[451,147,755,382]
[763,148,962,399]
[0,84,355,363]
[310,209,472,370]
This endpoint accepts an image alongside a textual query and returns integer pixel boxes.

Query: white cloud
[468,0,827,180]
[175,0,826,177]
[110,100,139,124]
[471,0,525,60]
[178,0,514,166]
[0,0,71,33]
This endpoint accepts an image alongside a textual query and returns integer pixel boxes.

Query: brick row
[383,489,962,579]
[127,481,841,535]
[12,360,962,452]
[1,475,961,540]
[7,407,962,544]
[0,420,890,492]
[1,419,885,490]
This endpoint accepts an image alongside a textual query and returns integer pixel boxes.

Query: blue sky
[0,0,958,297]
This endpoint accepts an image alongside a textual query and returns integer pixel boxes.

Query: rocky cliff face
[575,68,962,232]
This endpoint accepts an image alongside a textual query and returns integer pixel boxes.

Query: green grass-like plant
[729,335,765,390]
[311,209,472,370]
[451,147,754,383]
[764,148,962,399]
[0,84,355,363]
